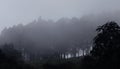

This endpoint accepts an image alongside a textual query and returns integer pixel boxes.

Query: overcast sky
[0,0,120,32]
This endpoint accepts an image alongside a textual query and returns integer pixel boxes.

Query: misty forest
[0,12,120,69]
[1,0,120,69]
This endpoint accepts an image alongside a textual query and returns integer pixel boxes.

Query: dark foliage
[81,21,120,69]
[42,57,82,69]
[0,44,35,69]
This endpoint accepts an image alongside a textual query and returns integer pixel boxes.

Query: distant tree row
[0,17,93,61]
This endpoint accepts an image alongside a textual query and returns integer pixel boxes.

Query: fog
[0,1,120,68]
[0,0,120,32]
[0,17,94,59]
[0,11,120,60]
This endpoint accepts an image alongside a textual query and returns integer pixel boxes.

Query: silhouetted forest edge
[0,21,120,69]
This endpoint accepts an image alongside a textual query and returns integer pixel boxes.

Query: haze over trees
[1,12,120,60]
[0,17,94,60]
[0,12,120,69]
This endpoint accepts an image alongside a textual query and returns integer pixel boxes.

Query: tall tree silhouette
[90,21,120,68]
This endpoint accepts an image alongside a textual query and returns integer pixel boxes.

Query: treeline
[43,21,120,69]
[0,12,120,68]
[1,12,120,61]
[0,17,94,61]
[0,21,120,69]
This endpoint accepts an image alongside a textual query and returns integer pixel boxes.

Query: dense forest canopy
[0,12,120,60]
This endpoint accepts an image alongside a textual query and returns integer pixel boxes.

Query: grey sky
[0,0,120,32]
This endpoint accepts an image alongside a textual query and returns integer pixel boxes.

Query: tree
[90,21,120,68]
